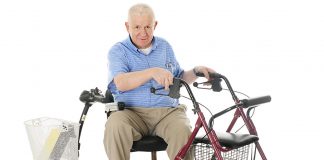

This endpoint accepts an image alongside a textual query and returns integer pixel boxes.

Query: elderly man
[104,3,215,160]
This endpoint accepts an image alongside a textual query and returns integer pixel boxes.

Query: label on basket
[49,124,76,159]
[37,128,60,160]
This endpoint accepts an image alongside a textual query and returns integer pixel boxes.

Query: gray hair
[128,3,155,21]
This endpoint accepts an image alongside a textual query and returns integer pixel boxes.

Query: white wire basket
[25,117,80,160]
[193,142,253,160]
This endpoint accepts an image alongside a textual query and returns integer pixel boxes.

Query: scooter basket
[25,117,80,160]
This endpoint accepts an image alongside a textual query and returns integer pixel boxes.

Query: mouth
[139,38,148,41]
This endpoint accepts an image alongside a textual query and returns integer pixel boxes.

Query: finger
[168,76,173,85]
[202,70,210,80]
[164,78,170,90]
[161,79,165,87]
[157,77,164,86]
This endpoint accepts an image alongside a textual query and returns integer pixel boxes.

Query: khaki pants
[103,104,193,160]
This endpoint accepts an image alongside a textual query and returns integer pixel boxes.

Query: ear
[125,22,130,33]
[153,21,158,30]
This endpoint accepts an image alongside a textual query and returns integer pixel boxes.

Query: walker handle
[241,95,271,108]
[194,72,223,92]
[195,72,222,78]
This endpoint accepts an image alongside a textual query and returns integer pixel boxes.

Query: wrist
[147,67,157,77]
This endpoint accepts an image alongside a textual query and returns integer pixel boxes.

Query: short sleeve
[107,44,129,85]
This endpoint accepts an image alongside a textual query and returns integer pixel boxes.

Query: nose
[139,28,148,36]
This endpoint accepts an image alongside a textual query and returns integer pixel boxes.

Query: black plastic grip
[79,90,92,102]
[241,95,271,108]
[195,72,205,77]
[195,72,221,78]
[79,89,106,103]
[150,78,181,99]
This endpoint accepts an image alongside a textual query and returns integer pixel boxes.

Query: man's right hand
[150,67,174,90]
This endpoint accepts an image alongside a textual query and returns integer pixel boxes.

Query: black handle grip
[92,95,106,103]
[150,78,181,99]
[195,72,221,78]
[79,89,106,103]
[79,90,92,102]
[241,95,271,108]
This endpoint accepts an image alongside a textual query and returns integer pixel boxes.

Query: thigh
[153,105,193,160]
[154,105,192,140]
[106,109,149,140]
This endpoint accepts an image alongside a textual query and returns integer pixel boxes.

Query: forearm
[114,69,154,92]
[182,69,198,84]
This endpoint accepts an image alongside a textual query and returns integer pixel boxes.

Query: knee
[174,120,192,134]
[167,122,192,141]
[105,112,130,132]
[104,112,133,147]
[177,125,192,138]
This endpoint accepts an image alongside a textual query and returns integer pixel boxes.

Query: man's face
[126,14,157,49]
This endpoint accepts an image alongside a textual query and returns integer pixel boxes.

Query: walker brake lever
[150,78,182,99]
[168,78,181,99]
[194,72,223,92]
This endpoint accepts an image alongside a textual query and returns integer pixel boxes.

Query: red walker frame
[172,73,270,160]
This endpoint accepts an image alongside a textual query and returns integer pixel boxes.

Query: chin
[137,42,149,49]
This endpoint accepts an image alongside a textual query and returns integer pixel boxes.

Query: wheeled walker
[78,72,271,160]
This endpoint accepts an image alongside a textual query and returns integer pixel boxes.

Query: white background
[1,0,324,159]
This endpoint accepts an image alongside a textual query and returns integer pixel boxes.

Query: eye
[135,26,141,30]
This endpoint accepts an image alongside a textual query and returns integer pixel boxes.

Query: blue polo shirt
[107,36,184,107]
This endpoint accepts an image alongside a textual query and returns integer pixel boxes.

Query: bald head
[125,3,157,49]
[128,3,155,22]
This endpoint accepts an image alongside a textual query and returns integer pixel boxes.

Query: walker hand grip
[241,95,271,108]
[195,72,221,78]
